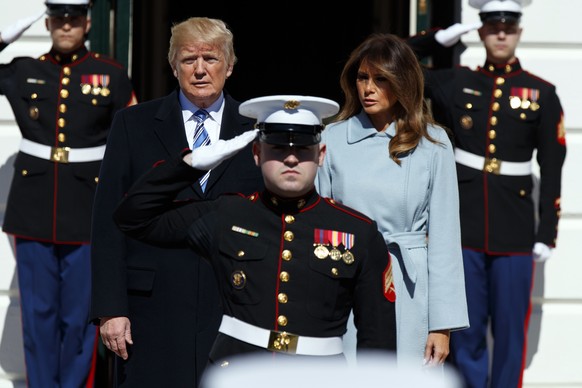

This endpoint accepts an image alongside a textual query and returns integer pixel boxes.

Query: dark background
[129,0,459,105]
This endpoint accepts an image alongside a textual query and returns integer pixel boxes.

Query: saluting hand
[186,129,259,170]
[0,10,45,44]
[100,316,133,360]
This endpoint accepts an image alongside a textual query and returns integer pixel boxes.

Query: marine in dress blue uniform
[408,1,566,387]
[0,1,135,386]
[112,96,397,377]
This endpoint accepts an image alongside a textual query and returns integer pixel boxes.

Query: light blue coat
[316,112,469,366]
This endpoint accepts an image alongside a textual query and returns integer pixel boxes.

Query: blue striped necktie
[192,109,211,191]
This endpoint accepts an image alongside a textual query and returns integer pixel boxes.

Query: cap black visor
[479,11,521,24]
[258,123,323,146]
[46,4,89,17]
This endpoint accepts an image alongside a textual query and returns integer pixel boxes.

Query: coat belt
[218,315,343,356]
[19,138,106,163]
[455,148,532,176]
[383,231,428,283]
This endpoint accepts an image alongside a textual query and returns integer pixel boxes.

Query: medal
[521,99,531,109]
[313,229,329,259]
[81,83,92,94]
[100,87,110,97]
[530,101,540,111]
[314,244,329,259]
[342,250,355,265]
[510,96,521,109]
[341,233,355,265]
[329,248,342,261]
[329,230,342,261]
[91,86,102,95]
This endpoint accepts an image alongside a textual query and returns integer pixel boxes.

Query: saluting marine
[408,0,566,387]
[0,0,135,386]
[113,95,396,371]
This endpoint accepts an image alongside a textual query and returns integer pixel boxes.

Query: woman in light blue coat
[316,33,469,368]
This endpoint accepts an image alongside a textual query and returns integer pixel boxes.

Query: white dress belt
[455,148,532,176]
[19,138,106,163]
[218,315,343,356]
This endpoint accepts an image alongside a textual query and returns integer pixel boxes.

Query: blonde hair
[337,33,439,164]
[167,17,236,68]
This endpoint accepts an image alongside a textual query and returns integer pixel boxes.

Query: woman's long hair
[337,33,438,164]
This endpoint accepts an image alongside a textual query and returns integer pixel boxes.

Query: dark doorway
[131,0,460,103]
[131,1,412,105]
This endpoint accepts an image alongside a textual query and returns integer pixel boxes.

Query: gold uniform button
[489,130,496,140]
[29,106,39,120]
[465,103,473,109]
[58,118,66,128]
[488,64,495,72]
[40,55,46,61]
[490,116,498,126]
[505,64,512,73]
[491,102,500,111]
[72,54,78,61]
[277,315,288,327]
[278,293,288,303]
[284,215,295,224]
[31,93,38,100]
[95,177,99,183]
[59,104,67,113]
[63,67,71,76]
[488,144,497,153]
[494,89,503,98]
[62,77,70,86]
[331,268,339,276]
[283,231,294,242]
[520,113,527,120]
[237,250,245,257]
[519,190,526,197]
[92,99,98,105]
[60,89,69,99]
[496,77,505,85]
[280,271,290,282]
[460,115,473,129]
[22,169,28,176]
[58,133,66,142]
[281,250,292,261]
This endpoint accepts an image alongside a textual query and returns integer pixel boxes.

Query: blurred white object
[533,242,551,262]
[0,10,45,44]
[202,351,463,388]
[435,22,483,47]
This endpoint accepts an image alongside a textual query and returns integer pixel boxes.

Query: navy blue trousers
[450,249,534,388]
[15,238,97,388]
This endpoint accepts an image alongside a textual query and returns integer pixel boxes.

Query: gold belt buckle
[267,330,299,354]
[483,157,501,175]
[50,146,70,163]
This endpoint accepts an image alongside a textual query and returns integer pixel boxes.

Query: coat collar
[479,58,523,76]
[261,189,320,215]
[346,111,395,144]
[46,45,89,65]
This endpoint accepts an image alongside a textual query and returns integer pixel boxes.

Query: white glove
[0,10,46,44]
[435,21,483,47]
[190,129,258,170]
[533,242,552,263]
